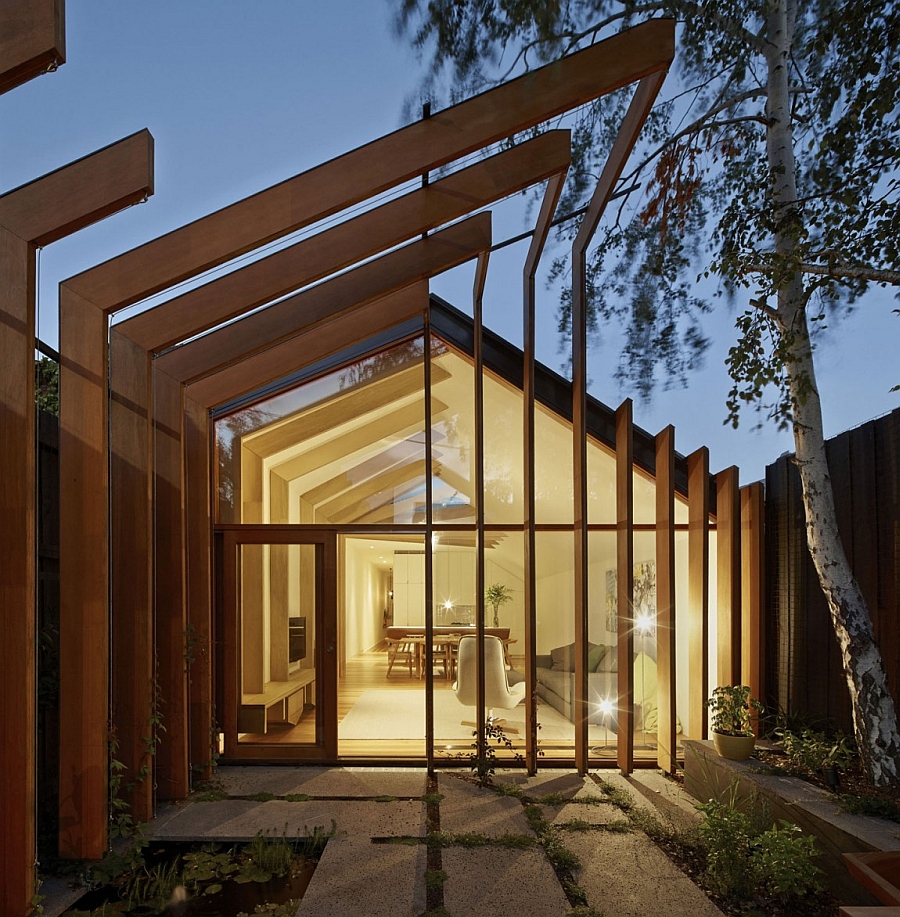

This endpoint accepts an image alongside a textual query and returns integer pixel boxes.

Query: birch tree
[396,0,900,785]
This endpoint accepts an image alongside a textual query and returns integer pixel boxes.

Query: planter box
[683,739,900,907]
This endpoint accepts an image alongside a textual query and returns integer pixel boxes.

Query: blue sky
[2,1,897,484]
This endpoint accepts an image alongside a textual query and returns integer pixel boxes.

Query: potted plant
[706,684,763,760]
[484,583,513,628]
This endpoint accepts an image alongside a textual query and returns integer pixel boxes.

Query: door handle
[326,645,334,653]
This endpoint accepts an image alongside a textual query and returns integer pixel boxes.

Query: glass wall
[214,338,426,525]
[213,320,731,768]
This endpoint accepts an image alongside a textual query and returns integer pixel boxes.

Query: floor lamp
[591,697,616,758]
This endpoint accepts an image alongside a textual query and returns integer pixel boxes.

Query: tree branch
[798,262,900,286]
[747,261,900,286]
[749,297,783,324]
[618,84,813,187]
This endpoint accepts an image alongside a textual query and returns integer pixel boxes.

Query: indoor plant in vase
[484,583,513,628]
[706,684,763,760]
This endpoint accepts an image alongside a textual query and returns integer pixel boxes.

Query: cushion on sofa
[588,644,608,671]
[550,641,601,671]
[536,667,573,707]
[549,643,574,671]
[595,646,618,672]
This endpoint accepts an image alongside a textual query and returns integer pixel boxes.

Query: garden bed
[56,830,328,917]
[683,739,900,907]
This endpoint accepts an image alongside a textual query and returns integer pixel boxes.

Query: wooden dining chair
[385,637,415,677]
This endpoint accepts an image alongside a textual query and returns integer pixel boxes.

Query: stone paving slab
[437,774,534,837]
[568,831,725,917]
[211,766,427,798]
[491,769,592,800]
[549,797,630,826]
[503,772,629,826]
[150,798,425,840]
[442,847,570,917]
[613,771,706,834]
[295,837,427,917]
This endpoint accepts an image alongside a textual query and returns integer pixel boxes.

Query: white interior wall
[344,538,386,656]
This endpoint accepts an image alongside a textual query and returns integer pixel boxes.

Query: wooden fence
[765,407,900,732]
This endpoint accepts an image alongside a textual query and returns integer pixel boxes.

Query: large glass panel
[430,531,528,758]
[483,374,524,525]
[214,338,426,524]
[587,436,616,525]
[588,530,617,759]
[237,543,320,745]
[632,529,658,754]
[535,405,574,524]
[429,337,476,523]
[674,529,691,738]
[535,530,575,753]
[429,333,526,525]
[432,532,477,757]
[339,534,426,757]
[634,468,657,525]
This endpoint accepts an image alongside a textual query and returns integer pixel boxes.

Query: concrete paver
[296,837,427,917]
[152,798,426,840]
[568,831,725,917]
[442,847,570,917]
[437,773,535,837]
[43,765,735,917]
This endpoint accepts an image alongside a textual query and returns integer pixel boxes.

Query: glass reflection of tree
[215,408,276,516]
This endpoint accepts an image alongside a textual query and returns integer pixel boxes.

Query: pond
[62,835,324,917]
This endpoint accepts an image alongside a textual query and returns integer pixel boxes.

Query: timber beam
[0,130,152,907]
[0,0,65,95]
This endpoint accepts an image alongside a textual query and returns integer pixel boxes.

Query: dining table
[385,626,516,679]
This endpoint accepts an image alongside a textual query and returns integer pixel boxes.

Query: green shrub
[839,793,900,821]
[697,800,756,898]
[752,823,821,898]
[774,718,856,775]
[697,797,822,904]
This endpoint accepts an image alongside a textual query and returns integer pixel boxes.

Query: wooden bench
[238,668,316,733]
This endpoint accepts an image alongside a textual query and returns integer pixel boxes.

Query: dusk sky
[2,1,897,484]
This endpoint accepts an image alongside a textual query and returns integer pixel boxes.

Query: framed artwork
[605,560,657,634]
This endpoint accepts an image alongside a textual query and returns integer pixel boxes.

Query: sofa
[536,642,660,730]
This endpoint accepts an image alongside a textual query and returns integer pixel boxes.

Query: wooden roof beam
[122,131,569,353]
[62,20,673,313]
[158,212,494,387]
[0,0,65,95]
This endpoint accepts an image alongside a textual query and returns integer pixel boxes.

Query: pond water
[64,841,319,916]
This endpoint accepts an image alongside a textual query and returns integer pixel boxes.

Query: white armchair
[453,634,525,728]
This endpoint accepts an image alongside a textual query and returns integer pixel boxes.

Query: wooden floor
[237,646,673,762]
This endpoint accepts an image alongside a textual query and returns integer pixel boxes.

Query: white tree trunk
[765,0,900,785]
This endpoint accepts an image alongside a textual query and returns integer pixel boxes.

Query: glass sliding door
[338,533,427,758]
[221,529,337,760]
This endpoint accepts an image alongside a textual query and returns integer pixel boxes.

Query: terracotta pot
[712,731,756,760]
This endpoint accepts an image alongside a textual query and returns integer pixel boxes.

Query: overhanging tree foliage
[396,0,900,785]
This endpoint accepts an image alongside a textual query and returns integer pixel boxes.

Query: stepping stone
[567,832,725,917]
[296,837,426,917]
[151,798,425,840]
[437,774,533,838]
[442,847,569,917]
